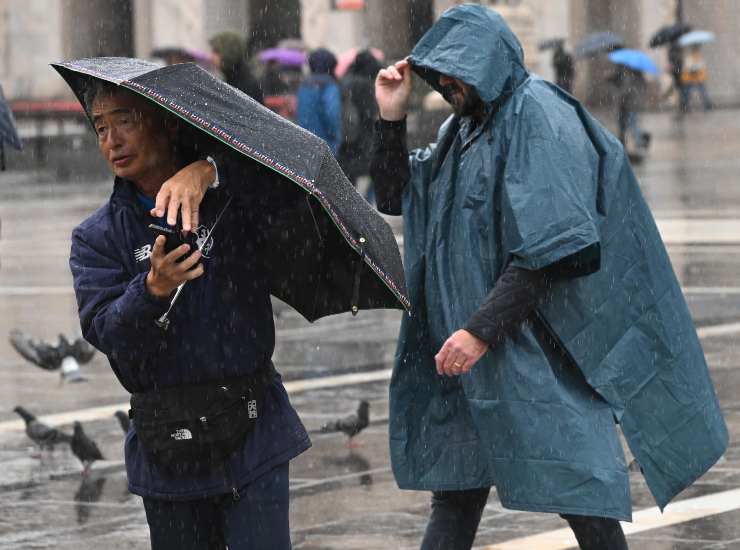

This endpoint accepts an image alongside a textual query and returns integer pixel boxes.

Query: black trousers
[419,488,628,550]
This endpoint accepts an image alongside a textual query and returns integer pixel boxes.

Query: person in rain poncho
[370,5,727,550]
[70,80,308,549]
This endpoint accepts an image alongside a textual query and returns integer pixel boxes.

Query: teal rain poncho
[389,4,727,521]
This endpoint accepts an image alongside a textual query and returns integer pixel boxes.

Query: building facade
[0,0,738,106]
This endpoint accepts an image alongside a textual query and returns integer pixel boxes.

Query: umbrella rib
[305,195,324,244]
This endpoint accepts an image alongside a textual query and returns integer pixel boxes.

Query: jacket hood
[409,4,529,104]
[308,48,338,75]
[209,31,245,72]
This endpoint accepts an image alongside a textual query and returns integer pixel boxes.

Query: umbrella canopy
[0,85,22,151]
[678,30,716,47]
[574,32,624,58]
[538,37,565,51]
[608,49,659,75]
[335,47,385,78]
[649,23,692,48]
[51,57,409,321]
[258,48,306,67]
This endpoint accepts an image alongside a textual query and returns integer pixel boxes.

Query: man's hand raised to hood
[376,59,413,121]
[151,160,216,232]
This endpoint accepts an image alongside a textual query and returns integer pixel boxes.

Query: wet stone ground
[2,108,740,549]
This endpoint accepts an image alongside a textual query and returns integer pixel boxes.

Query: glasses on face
[94,109,145,141]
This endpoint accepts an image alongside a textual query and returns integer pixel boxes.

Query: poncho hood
[408,4,529,104]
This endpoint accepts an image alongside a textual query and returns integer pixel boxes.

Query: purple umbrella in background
[258,48,306,67]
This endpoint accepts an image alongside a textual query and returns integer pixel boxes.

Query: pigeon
[71,421,105,475]
[114,410,130,434]
[13,405,72,451]
[9,330,96,383]
[320,400,370,446]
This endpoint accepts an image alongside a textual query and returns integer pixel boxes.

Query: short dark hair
[81,79,119,117]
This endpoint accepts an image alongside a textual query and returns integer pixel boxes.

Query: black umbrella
[538,37,565,51]
[0,85,22,171]
[51,57,410,321]
[574,32,624,58]
[649,23,692,48]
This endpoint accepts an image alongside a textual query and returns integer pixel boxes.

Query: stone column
[60,0,134,58]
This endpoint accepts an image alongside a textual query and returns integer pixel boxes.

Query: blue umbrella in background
[0,85,22,171]
[574,31,624,58]
[608,49,659,75]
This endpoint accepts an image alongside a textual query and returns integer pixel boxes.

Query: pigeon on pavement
[71,421,105,475]
[320,400,370,445]
[13,405,72,451]
[114,410,130,434]
[9,330,96,383]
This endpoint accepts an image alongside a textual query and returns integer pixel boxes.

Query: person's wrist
[145,271,171,299]
[379,107,407,122]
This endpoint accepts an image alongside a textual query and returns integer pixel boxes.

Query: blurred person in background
[609,65,650,152]
[209,31,264,105]
[680,45,712,112]
[337,49,383,201]
[296,48,342,154]
[664,41,685,111]
[552,42,575,93]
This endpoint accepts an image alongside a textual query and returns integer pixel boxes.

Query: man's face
[91,91,175,185]
[438,74,484,118]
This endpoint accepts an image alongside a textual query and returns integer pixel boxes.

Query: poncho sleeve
[501,94,601,277]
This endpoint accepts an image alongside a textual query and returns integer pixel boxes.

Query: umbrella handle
[351,237,366,316]
[154,283,186,330]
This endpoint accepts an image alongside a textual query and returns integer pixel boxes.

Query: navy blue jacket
[70,161,310,500]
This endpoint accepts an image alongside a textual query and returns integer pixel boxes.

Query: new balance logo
[134,245,152,262]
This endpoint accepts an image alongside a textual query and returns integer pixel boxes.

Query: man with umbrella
[371,5,726,550]
[649,23,692,114]
[68,77,307,549]
[58,53,406,549]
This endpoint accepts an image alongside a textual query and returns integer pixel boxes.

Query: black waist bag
[130,364,275,475]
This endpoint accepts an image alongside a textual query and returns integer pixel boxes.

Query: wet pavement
[1,108,740,549]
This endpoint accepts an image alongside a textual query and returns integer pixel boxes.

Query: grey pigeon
[9,330,96,383]
[71,421,104,475]
[114,410,130,434]
[13,406,72,451]
[320,400,370,445]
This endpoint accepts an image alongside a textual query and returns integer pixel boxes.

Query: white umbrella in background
[678,30,716,47]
